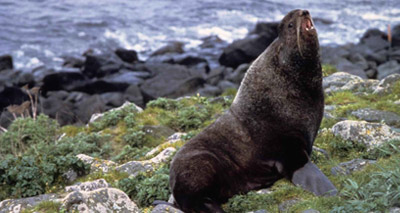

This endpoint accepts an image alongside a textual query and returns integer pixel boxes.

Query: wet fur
[169,9,334,213]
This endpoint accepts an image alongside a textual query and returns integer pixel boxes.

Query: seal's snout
[302,10,309,16]
[300,10,314,32]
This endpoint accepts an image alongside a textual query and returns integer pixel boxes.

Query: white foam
[25,57,43,69]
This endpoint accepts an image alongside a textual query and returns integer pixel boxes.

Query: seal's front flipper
[291,161,337,196]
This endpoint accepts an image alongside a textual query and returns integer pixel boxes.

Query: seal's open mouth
[303,18,314,31]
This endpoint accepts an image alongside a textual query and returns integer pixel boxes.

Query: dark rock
[98,63,121,76]
[334,58,367,78]
[0,111,13,129]
[41,72,87,95]
[377,60,400,79]
[331,159,376,176]
[174,55,208,67]
[0,54,13,71]
[65,91,89,103]
[75,95,106,123]
[104,71,144,85]
[390,48,400,61]
[72,80,129,94]
[140,63,204,100]
[62,56,84,68]
[41,95,76,125]
[151,41,184,56]
[115,48,138,63]
[348,53,369,70]
[351,108,400,127]
[197,84,222,97]
[365,69,377,79]
[101,92,124,107]
[218,80,238,91]
[392,24,400,47]
[360,28,388,51]
[200,35,226,48]
[0,87,29,112]
[147,54,210,75]
[124,84,144,107]
[206,66,229,85]
[227,63,249,84]
[219,33,275,68]
[82,54,122,78]
[320,46,350,65]
[249,22,279,37]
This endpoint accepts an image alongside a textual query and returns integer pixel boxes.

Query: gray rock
[218,80,238,92]
[390,207,400,213]
[116,147,176,176]
[331,120,400,149]
[373,74,400,95]
[377,60,400,80]
[146,133,186,157]
[89,101,142,124]
[76,154,117,173]
[62,169,78,183]
[323,72,378,93]
[115,48,138,63]
[334,58,367,79]
[62,188,139,213]
[143,125,175,140]
[256,188,272,195]
[206,66,227,86]
[227,63,250,84]
[351,108,400,127]
[104,71,144,85]
[197,84,222,97]
[152,204,183,213]
[248,210,268,213]
[151,41,184,56]
[124,84,144,107]
[65,179,110,193]
[278,199,300,212]
[331,159,376,176]
[0,194,60,213]
[75,95,106,124]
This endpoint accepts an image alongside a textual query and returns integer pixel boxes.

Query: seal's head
[278,9,319,59]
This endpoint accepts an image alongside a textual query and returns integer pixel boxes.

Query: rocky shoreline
[0,22,400,128]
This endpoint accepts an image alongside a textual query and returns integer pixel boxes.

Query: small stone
[89,101,143,123]
[302,209,320,213]
[331,159,376,176]
[373,74,400,95]
[0,194,60,213]
[146,133,186,157]
[256,188,272,195]
[278,199,300,212]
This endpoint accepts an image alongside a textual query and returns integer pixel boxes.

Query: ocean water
[0,0,399,70]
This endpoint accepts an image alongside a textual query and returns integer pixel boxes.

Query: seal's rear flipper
[291,161,338,196]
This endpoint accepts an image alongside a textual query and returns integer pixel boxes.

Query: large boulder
[62,188,139,212]
[82,54,123,78]
[377,60,400,79]
[322,72,378,93]
[41,93,77,125]
[41,72,87,95]
[392,24,400,47]
[331,120,400,149]
[72,80,129,94]
[116,147,176,177]
[218,34,275,68]
[0,55,13,71]
[351,108,400,127]
[373,73,400,95]
[115,48,138,63]
[0,87,29,112]
[140,63,205,100]
[0,194,60,213]
[359,28,389,52]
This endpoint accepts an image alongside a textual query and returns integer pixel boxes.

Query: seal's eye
[288,23,294,28]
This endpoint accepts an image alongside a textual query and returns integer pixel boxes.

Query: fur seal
[169,9,337,213]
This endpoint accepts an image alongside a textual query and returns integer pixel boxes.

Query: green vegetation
[2,68,400,212]
[322,64,338,77]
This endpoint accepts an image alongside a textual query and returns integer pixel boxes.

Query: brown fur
[169,9,335,213]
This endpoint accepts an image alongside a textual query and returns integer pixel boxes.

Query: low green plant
[119,165,170,207]
[21,201,63,213]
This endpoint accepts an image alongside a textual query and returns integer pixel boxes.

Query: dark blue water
[0,0,399,71]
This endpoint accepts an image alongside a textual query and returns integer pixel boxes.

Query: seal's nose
[302,10,309,16]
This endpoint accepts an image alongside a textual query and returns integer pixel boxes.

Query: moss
[21,201,63,213]
[75,170,129,188]
[322,64,338,77]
